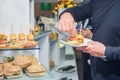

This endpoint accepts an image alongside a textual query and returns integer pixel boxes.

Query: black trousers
[73,47,91,80]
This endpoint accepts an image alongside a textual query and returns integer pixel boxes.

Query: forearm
[60,1,93,22]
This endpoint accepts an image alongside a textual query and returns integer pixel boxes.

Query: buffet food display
[0,33,38,49]
[0,54,46,80]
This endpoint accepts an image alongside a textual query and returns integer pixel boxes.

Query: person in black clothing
[58,0,120,80]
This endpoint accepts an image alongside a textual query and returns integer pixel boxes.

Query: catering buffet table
[0,31,79,80]
[3,60,78,80]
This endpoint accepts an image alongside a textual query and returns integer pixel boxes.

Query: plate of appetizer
[60,34,91,47]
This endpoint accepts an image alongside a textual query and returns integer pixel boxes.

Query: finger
[76,47,82,50]
[80,47,90,53]
[58,22,62,31]
[66,22,71,34]
[88,41,97,45]
[61,21,66,32]
[69,22,74,34]
[73,22,78,34]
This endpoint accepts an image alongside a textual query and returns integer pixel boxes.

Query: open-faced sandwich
[3,63,23,79]
[25,64,46,77]
[67,34,84,45]
[13,54,31,68]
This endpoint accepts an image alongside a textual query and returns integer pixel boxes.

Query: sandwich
[26,33,34,41]
[76,35,84,43]
[25,64,46,77]
[24,33,38,48]
[10,33,17,41]
[7,40,24,49]
[3,62,13,67]
[18,33,25,43]
[13,54,31,68]
[69,34,77,41]
[0,65,4,80]
[28,55,39,65]
[3,65,23,79]
[67,34,84,45]
[0,33,8,49]
[34,25,40,36]
[67,40,81,45]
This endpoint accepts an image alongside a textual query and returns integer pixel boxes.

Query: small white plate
[60,38,91,47]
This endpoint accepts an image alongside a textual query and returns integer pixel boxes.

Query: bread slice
[0,76,4,80]
[0,44,7,49]
[26,71,46,77]
[67,40,80,45]
[5,71,23,79]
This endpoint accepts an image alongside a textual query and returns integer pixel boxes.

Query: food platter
[60,38,91,47]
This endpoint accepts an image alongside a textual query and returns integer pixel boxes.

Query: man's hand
[58,12,76,34]
[77,41,106,57]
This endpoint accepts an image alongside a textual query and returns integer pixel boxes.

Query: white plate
[60,38,91,47]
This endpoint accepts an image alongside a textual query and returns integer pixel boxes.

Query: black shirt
[63,0,120,80]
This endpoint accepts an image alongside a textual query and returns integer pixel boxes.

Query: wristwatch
[101,55,107,61]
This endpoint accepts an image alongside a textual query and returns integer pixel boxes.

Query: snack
[25,64,46,77]
[7,40,24,49]
[34,25,40,36]
[0,33,8,49]
[24,33,38,48]
[3,63,13,67]
[0,65,4,80]
[10,33,17,41]
[49,32,58,40]
[3,65,23,79]
[67,34,84,45]
[13,54,31,68]
[18,33,25,43]
[28,55,39,65]
[52,33,58,40]
[26,33,34,41]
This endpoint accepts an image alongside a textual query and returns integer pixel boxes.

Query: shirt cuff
[104,46,114,61]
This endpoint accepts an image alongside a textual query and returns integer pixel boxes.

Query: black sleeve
[60,0,93,22]
[105,46,120,61]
